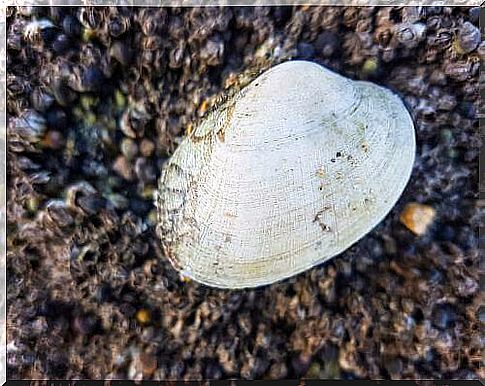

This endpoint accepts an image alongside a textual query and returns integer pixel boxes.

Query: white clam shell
[155,60,416,289]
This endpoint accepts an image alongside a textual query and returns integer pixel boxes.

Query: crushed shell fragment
[399,202,436,236]
[155,60,416,288]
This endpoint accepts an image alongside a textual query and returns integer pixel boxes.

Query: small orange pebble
[186,122,193,136]
[41,130,64,149]
[135,309,151,324]
[140,351,157,377]
[180,274,191,283]
[399,203,436,236]
[199,100,209,115]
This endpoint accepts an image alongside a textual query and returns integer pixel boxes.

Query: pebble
[140,351,157,377]
[268,362,287,379]
[399,203,436,236]
[121,138,138,160]
[305,362,321,378]
[134,157,157,183]
[139,139,155,157]
[135,309,151,325]
[41,130,64,150]
[113,155,133,181]
[361,57,379,77]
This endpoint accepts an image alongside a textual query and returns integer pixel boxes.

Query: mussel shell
[155,61,415,288]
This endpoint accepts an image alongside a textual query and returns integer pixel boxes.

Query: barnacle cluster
[7,6,481,380]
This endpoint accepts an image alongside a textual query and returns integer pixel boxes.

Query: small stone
[305,362,321,378]
[113,156,133,181]
[139,139,155,157]
[147,209,158,226]
[114,89,126,109]
[362,57,379,76]
[121,138,138,160]
[25,197,39,213]
[134,157,156,183]
[199,100,209,115]
[41,130,64,150]
[399,203,436,236]
[32,317,48,335]
[268,362,288,379]
[140,185,155,200]
[135,309,151,325]
[140,352,157,377]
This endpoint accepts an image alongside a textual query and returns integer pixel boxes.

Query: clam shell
[155,60,415,289]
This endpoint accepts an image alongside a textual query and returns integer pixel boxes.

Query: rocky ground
[6,6,482,380]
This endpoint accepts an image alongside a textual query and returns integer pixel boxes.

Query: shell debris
[399,202,436,236]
